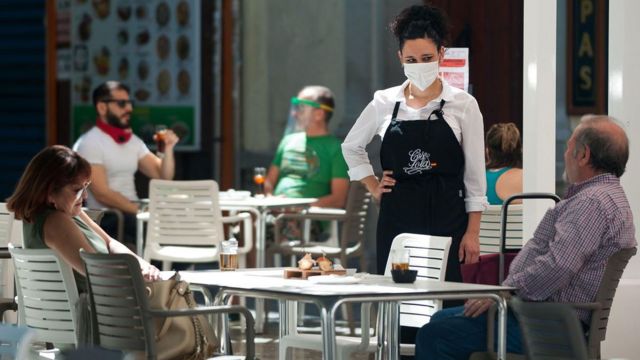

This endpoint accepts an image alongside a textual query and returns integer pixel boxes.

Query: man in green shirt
[265,85,349,209]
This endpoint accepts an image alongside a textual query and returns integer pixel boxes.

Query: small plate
[307,275,361,284]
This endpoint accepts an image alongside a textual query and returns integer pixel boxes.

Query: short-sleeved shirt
[272,132,349,198]
[73,126,150,208]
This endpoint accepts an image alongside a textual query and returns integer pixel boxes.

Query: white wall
[603,1,640,358]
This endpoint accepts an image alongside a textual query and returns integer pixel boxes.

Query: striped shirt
[503,173,636,322]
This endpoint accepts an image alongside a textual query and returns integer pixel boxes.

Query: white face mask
[403,61,439,91]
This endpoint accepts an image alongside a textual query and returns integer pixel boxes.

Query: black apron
[377,99,468,284]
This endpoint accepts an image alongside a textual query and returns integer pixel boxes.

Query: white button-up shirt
[341,79,488,212]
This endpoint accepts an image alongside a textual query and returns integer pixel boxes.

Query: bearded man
[73,81,179,247]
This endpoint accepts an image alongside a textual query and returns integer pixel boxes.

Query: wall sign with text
[567,0,608,115]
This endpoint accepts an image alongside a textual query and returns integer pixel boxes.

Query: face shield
[283,97,334,136]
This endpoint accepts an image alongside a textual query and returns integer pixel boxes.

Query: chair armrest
[563,302,602,311]
[221,212,251,224]
[221,212,253,254]
[271,206,344,246]
[148,304,255,359]
[306,206,347,216]
[274,210,347,223]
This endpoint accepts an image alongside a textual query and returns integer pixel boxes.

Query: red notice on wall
[440,48,469,92]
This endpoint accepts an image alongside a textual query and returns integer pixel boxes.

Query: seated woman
[7,145,159,284]
[485,123,523,205]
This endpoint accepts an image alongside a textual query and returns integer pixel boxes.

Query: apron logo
[403,149,432,175]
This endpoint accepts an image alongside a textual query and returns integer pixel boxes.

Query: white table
[179,268,513,360]
[138,195,317,332]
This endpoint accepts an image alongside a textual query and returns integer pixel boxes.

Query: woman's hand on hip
[373,170,395,201]
[459,231,480,264]
[361,172,395,202]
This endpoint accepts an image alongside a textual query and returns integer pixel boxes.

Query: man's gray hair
[302,85,335,122]
[573,115,629,177]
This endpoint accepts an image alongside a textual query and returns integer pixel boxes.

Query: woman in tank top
[7,145,159,282]
[485,123,523,205]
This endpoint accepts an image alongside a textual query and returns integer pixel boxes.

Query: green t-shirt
[272,132,349,198]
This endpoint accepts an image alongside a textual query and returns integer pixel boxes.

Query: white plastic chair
[384,233,452,356]
[10,246,79,347]
[478,204,523,254]
[0,324,37,359]
[278,233,451,359]
[143,180,253,271]
[0,203,18,323]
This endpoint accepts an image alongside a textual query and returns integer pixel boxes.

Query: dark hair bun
[390,4,450,50]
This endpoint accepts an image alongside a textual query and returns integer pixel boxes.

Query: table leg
[320,301,338,360]
[214,292,232,355]
[384,301,400,360]
[136,216,144,256]
[279,300,297,338]
[376,302,386,360]
[496,295,508,360]
[390,302,400,360]
[253,209,267,334]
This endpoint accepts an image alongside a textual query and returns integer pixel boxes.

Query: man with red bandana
[73,81,179,247]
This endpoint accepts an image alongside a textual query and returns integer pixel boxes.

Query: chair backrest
[479,204,523,254]
[10,247,79,346]
[146,179,224,248]
[587,246,636,358]
[0,203,13,248]
[510,296,589,360]
[80,251,155,357]
[339,182,371,252]
[0,203,20,324]
[0,324,37,359]
[385,233,452,328]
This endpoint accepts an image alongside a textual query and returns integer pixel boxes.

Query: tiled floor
[231,316,375,360]
[26,314,376,359]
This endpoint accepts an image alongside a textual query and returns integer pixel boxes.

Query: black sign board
[567,0,608,115]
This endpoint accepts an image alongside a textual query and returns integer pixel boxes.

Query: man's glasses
[74,181,91,201]
[290,97,334,112]
[103,99,135,109]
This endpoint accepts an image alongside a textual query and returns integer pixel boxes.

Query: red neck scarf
[95,118,132,144]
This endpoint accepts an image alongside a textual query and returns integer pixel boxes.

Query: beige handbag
[146,274,218,360]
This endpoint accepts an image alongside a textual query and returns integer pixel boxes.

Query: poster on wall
[440,47,469,93]
[70,0,201,150]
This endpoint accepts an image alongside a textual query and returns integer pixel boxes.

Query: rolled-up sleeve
[460,97,488,212]
[341,101,380,181]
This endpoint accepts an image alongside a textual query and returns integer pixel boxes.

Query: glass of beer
[253,167,266,197]
[391,249,410,271]
[155,124,168,155]
[219,252,238,271]
[220,239,238,271]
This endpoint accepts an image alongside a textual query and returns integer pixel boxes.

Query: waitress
[342,4,487,283]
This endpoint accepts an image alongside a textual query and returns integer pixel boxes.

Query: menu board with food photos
[70,0,201,150]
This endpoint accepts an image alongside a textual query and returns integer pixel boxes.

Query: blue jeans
[414,306,524,360]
